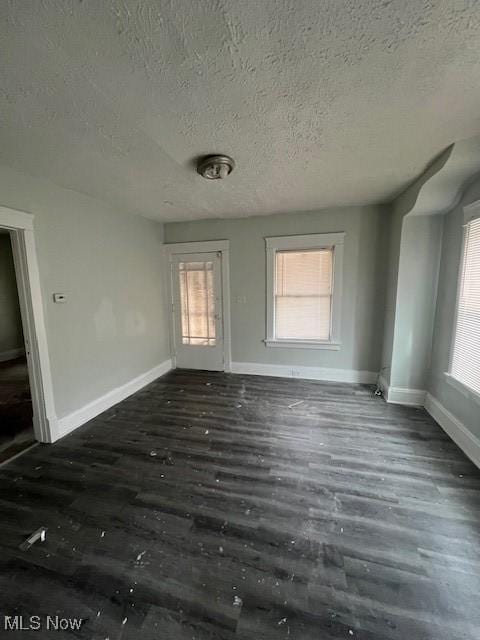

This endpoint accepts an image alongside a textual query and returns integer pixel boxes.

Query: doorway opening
[0,206,56,449]
[0,230,35,461]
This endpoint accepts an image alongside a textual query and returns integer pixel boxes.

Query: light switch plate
[53,293,66,303]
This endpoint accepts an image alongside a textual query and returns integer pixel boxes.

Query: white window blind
[451,217,480,395]
[274,249,333,340]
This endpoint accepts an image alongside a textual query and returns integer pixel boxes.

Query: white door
[171,252,224,371]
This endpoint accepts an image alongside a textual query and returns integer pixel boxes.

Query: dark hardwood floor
[0,369,479,639]
[0,357,35,463]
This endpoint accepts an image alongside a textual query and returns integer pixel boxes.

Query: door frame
[0,205,56,443]
[164,240,231,372]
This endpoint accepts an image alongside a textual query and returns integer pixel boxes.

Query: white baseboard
[231,361,377,384]
[425,393,480,469]
[0,347,25,363]
[378,374,426,406]
[387,387,426,406]
[55,359,172,441]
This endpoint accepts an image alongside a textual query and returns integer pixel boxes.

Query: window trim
[444,372,480,407]
[446,200,480,399]
[463,200,480,224]
[265,232,344,349]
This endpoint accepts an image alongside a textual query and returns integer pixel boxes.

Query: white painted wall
[165,206,389,378]
[0,233,24,356]
[0,165,170,422]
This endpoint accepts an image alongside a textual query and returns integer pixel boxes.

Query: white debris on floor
[19,526,47,551]
[288,400,304,409]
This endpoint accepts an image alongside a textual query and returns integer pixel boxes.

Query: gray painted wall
[390,215,443,390]
[165,206,389,373]
[379,204,404,385]
[429,178,480,440]
[0,165,170,419]
[0,233,23,355]
[380,150,451,384]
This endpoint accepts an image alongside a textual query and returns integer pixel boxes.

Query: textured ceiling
[2,1,480,222]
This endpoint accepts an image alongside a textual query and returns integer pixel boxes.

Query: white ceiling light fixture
[197,155,235,180]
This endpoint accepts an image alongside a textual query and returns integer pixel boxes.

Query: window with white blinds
[450,217,480,395]
[275,249,333,340]
[265,232,344,349]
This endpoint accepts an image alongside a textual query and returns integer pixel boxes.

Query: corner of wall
[379,137,480,400]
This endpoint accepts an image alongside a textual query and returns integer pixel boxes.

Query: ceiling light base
[197,155,235,180]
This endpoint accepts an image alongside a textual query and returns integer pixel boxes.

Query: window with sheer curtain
[450,216,480,396]
[265,233,344,349]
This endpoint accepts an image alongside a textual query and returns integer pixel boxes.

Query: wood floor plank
[0,368,479,639]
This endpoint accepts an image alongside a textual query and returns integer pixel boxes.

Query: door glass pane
[179,261,216,346]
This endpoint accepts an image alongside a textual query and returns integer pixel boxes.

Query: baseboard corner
[425,393,480,470]
[378,373,389,395]
[385,386,426,407]
[54,358,172,441]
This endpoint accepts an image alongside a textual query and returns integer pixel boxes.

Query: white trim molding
[463,199,480,224]
[164,240,229,255]
[425,393,480,469]
[0,347,25,363]
[378,375,426,406]
[387,387,426,407]
[231,361,376,384]
[265,232,344,349]
[164,240,232,372]
[0,205,34,230]
[379,374,480,469]
[263,339,341,350]
[265,232,345,251]
[0,205,57,443]
[444,372,480,407]
[56,359,172,441]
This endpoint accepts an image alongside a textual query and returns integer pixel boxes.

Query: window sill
[264,339,341,351]
[444,372,480,407]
